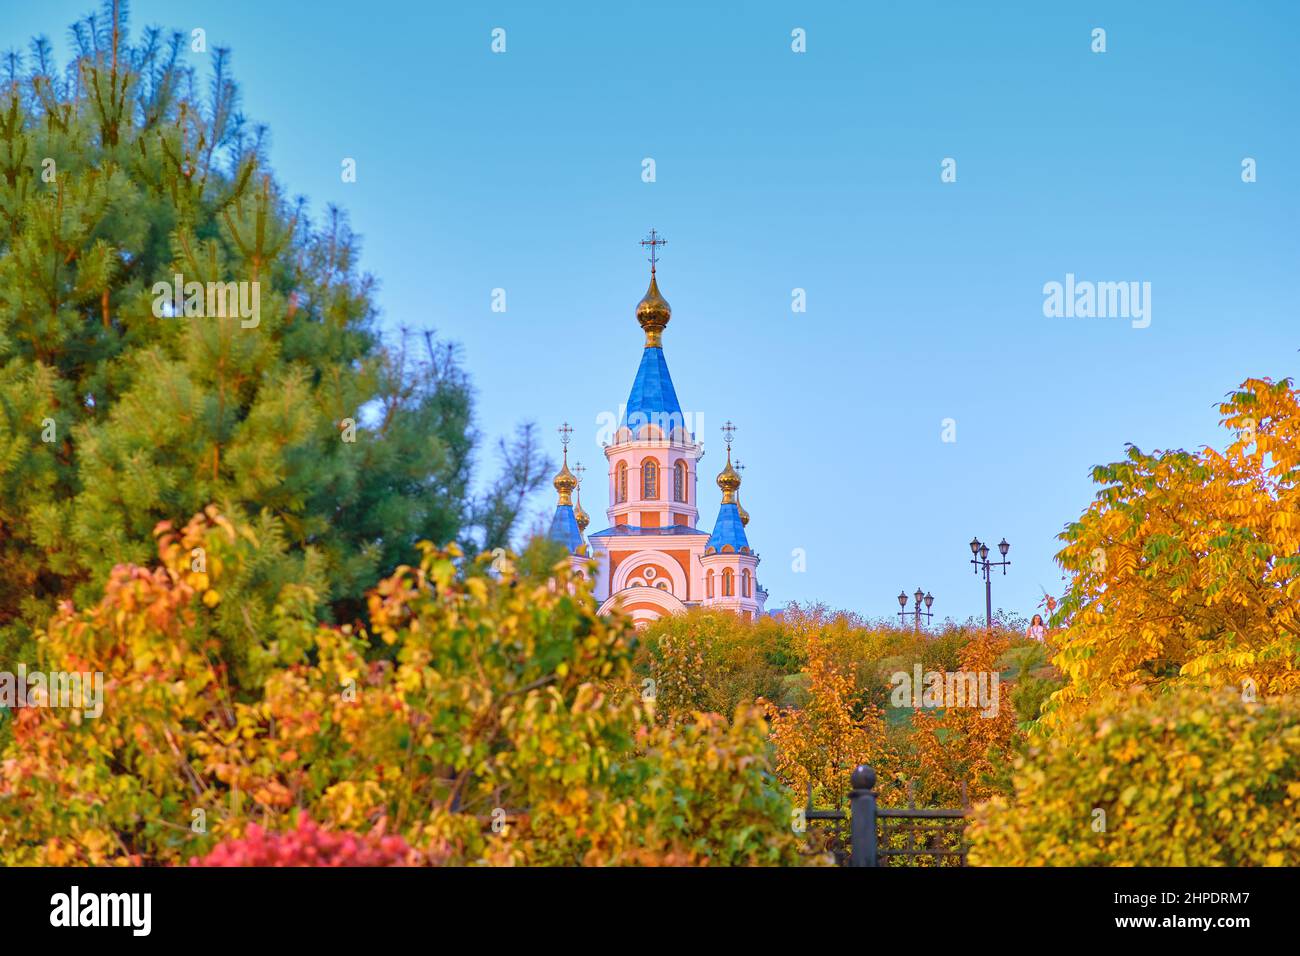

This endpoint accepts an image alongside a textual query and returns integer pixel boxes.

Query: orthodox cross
[557,421,572,463]
[574,461,586,488]
[641,228,667,273]
[720,421,737,466]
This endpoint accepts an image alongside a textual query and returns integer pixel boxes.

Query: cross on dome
[640,228,667,274]
[732,458,750,526]
[716,422,741,502]
[572,461,590,533]
[552,422,577,504]
[634,231,673,347]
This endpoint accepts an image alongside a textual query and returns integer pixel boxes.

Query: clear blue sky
[12,1,1299,624]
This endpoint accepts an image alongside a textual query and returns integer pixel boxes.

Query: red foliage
[189,812,415,867]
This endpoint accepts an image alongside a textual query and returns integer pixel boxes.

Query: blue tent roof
[548,504,585,554]
[706,502,750,554]
[621,346,685,434]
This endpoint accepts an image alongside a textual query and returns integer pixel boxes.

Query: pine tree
[0,2,549,662]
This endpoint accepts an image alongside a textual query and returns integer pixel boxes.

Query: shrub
[0,509,802,866]
[601,707,807,866]
[191,812,418,866]
[637,610,791,722]
[967,686,1300,866]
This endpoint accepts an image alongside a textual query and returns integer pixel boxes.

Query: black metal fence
[802,765,970,867]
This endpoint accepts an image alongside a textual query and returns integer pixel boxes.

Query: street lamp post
[968,537,1010,630]
[897,588,934,632]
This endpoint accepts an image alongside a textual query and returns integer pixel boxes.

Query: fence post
[848,764,877,868]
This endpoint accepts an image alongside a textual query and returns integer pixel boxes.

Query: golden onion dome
[553,453,577,506]
[574,494,589,533]
[736,497,750,526]
[636,271,672,348]
[716,448,741,504]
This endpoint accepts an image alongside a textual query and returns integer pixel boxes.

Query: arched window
[742,569,751,598]
[641,459,658,500]
[706,569,715,598]
[616,462,628,503]
[722,568,734,597]
[674,460,687,503]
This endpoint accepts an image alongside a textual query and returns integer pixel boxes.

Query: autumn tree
[1045,377,1300,729]
[908,632,1020,804]
[769,632,892,806]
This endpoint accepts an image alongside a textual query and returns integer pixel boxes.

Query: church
[547,232,767,627]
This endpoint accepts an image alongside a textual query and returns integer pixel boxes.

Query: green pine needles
[0,2,549,664]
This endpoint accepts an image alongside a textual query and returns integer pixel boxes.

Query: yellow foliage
[769,630,891,806]
[909,633,1021,805]
[0,511,803,867]
[967,687,1300,866]
[1046,378,1300,729]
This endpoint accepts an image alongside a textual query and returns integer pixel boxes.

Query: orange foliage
[908,633,1020,804]
[769,632,891,805]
